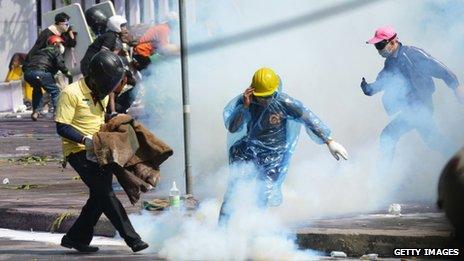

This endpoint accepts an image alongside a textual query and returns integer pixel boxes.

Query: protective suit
[222,84,331,208]
[218,68,347,226]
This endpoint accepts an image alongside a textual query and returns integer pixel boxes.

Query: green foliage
[50,212,73,232]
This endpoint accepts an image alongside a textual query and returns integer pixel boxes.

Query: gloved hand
[84,135,97,162]
[360,77,370,95]
[326,140,348,161]
[65,72,73,83]
[105,112,119,122]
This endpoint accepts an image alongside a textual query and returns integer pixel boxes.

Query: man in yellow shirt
[55,50,148,253]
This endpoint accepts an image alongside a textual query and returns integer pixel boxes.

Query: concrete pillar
[113,0,126,16]
[127,0,140,25]
[0,0,37,79]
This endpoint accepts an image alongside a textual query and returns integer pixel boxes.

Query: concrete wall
[0,0,37,80]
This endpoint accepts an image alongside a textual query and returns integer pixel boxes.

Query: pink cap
[367,26,397,44]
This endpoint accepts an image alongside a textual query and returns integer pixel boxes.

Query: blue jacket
[362,43,459,115]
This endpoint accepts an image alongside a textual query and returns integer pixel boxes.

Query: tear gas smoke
[132,0,464,258]
[131,163,323,260]
[139,0,464,216]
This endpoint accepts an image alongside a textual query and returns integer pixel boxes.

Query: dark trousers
[24,70,60,112]
[115,87,137,113]
[66,151,141,246]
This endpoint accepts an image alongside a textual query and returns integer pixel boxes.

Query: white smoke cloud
[131,163,323,260]
[131,0,464,258]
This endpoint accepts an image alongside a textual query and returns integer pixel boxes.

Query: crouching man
[219,68,348,224]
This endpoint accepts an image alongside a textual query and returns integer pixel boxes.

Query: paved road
[0,116,61,158]
[0,237,162,260]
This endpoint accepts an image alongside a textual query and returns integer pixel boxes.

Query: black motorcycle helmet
[85,50,125,100]
[85,9,107,35]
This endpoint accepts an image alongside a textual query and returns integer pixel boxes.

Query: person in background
[80,15,127,76]
[23,36,72,121]
[25,12,76,62]
[5,53,33,106]
[132,12,180,71]
[5,53,26,82]
[55,50,148,253]
[84,8,108,38]
[24,12,76,114]
[361,26,464,168]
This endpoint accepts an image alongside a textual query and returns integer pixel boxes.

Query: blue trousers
[219,140,289,225]
[24,70,60,111]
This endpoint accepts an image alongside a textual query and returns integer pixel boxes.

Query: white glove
[84,135,97,163]
[326,140,348,161]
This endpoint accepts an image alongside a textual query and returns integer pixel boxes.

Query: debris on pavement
[361,253,379,260]
[15,183,40,190]
[15,146,30,151]
[2,183,42,190]
[330,251,347,258]
[49,212,73,232]
[388,203,402,215]
[143,198,170,211]
[184,194,199,210]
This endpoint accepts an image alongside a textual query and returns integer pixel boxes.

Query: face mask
[378,48,392,58]
[59,44,65,54]
[254,95,274,105]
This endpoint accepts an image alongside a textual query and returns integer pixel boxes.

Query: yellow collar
[78,79,92,95]
[48,25,61,36]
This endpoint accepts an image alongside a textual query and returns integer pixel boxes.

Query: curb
[0,208,116,237]
[296,228,456,257]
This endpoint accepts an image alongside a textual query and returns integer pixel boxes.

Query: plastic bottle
[169,181,180,208]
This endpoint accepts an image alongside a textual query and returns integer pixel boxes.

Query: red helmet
[47,35,64,45]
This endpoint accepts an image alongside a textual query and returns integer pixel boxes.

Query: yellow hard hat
[251,67,280,97]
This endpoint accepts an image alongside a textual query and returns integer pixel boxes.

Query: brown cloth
[93,114,173,204]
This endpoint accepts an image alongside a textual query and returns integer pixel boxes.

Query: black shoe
[31,111,39,121]
[130,240,149,252]
[61,235,99,252]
